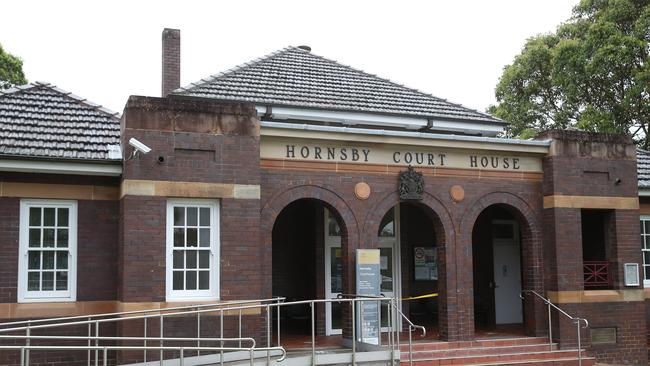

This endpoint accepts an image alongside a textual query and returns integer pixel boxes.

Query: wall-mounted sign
[414,247,437,281]
[260,137,543,172]
[624,263,640,286]
[356,249,380,345]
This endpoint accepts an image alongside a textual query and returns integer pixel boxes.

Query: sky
[0,1,576,115]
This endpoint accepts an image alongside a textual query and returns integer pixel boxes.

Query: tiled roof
[638,149,650,189]
[174,46,504,125]
[0,82,121,161]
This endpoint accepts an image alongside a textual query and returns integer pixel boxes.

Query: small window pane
[186,251,197,269]
[199,228,210,247]
[44,208,56,226]
[199,208,210,226]
[29,208,41,226]
[173,250,184,269]
[57,208,69,227]
[199,271,209,289]
[186,271,197,290]
[57,229,68,247]
[187,207,198,226]
[56,272,68,290]
[199,251,209,269]
[645,221,650,235]
[29,229,41,247]
[173,228,184,247]
[174,207,185,226]
[328,211,341,237]
[43,229,55,247]
[28,272,40,291]
[42,272,54,291]
[379,209,395,237]
[644,252,650,264]
[173,271,184,290]
[187,228,197,247]
[28,252,40,269]
[56,251,68,270]
[43,251,55,269]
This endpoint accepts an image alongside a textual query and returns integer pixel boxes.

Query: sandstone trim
[120,180,261,199]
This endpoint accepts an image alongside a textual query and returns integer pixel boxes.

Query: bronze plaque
[590,327,617,345]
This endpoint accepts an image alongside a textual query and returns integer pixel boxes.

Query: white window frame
[641,216,650,287]
[166,199,220,301]
[18,199,77,303]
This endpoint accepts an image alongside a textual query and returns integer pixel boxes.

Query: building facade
[0,29,648,365]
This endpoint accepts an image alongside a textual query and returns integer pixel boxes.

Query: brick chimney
[161,28,180,96]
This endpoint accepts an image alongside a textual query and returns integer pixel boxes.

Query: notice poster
[414,247,437,281]
[356,249,381,345]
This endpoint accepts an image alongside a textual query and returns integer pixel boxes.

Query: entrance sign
[414,247,437,281]
[261,137,543,172]
[356,249,381,345]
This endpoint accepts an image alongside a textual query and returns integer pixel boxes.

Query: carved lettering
[352,148,359,161]
[286,145,295,158]
[340,148,348,161]
[314,146,322,160]
[300,146,310,159]
[470,155,477,168]
[393,152,401,163]
[362,149,370,162]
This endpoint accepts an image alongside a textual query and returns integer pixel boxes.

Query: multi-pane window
[166,200,219,300]
[18,200,77,302]
[640,217,650,286]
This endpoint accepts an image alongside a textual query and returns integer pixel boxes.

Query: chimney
[161,28,181,96]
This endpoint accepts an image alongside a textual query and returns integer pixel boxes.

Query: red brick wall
[259,167,546,341]
[537,130,647,364]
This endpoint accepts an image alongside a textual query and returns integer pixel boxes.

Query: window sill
[18,296,76,304]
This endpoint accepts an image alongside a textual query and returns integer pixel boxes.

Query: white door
[492,220,523,324]
[325,209,343,335]
[378,206,401,331]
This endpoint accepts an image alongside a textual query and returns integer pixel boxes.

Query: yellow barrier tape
[403,293,439,301]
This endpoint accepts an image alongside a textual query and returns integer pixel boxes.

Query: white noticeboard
[414,247,437,281]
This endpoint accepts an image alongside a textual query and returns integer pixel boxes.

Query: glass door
[378,206,400,331]
[325,209,342,335]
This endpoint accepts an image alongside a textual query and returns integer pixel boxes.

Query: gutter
[260,121,551,152]
[0,157,122,177]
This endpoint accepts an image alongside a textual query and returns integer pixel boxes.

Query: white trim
[256,106,505,136]
[18,199,78,303]
[638,189,650,197]
[0,159,122,176]
[640,216,650,287]
[324,208,342,336]
[166,199,220,301]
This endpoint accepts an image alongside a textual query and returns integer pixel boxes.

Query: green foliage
[490,0,650,147]
[0,43,27,89]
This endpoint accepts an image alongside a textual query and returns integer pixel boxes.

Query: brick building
[0,29,648,365]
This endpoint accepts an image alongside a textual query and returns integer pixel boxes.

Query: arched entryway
[270,198,349,337]
[371,200,448,340]
[469,201,543,337]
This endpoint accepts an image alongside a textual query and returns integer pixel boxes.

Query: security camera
[125,138,152,161]
[128,138,152,154]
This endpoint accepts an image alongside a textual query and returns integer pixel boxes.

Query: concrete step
[400,350,594,366]
[400,337,549,352]
[407,343,558,359]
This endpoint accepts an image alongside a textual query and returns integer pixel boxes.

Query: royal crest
[398,165,424,200]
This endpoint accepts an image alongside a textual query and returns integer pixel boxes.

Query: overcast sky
[1,1,575,114]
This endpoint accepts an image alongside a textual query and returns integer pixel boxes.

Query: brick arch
[458,191,545,338]
[260,184,360,299]
[362,190,458,340]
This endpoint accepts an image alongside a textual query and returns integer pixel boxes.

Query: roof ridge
[173,46,298,94]
[0,81,121,119]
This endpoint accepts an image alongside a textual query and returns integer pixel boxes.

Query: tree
[489,0,650,148]
[0,43,27,89]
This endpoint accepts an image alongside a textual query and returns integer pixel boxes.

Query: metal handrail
[391,300,425,366]
[3,296,404,366]
[0,345,287,366]
[0,297,284,329]
[521,290,589,366]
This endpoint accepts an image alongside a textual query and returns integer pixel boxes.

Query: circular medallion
[354,182,371,200]
[449,185,465,202]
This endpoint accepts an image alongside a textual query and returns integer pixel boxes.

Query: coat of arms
[398,166,424,200]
